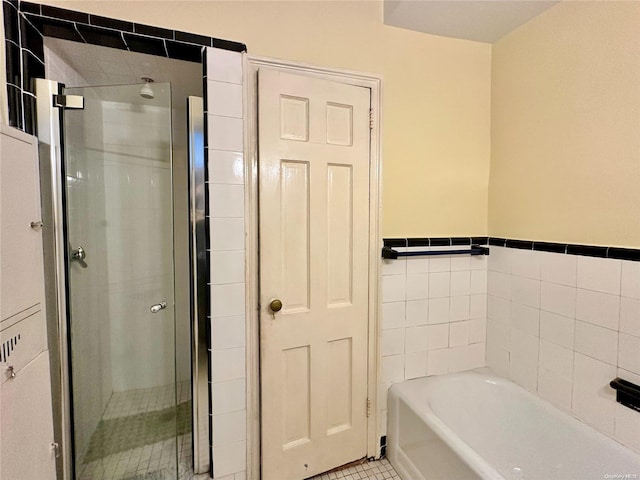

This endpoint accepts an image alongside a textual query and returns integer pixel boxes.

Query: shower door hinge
[51,442,60,458]
[369,108,374,130]
[366,397,372,417]
[53,94,84,110]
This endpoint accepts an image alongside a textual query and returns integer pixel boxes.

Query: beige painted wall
[490,1,640,248]
[37,0,492,237]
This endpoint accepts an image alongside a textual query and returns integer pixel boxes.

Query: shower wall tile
[539,311,574,349]
[381,274,406,303]
[212,378,245,415]
[206,48,242,85]
[404,350,428,379]
[212,441,246,478]
[381,301,405,330]
[620,297,640,337]
[211,284,245,318]
[572,353,616,435]
[378,239,489,438]
[208,116,243,152]
[577,255,621,295]
[619,333,640,375]
[406,273,428,300]
[574,320,618,365]
[212,410,246,446]
[208,150,244,185]
[207,80,243,118]
[468,318,486,343]
[405,299,427,326]
[211,218,245,251]
[210,184,245,218]
[615,405,640,452]
[211,348,245,383]
[486,245,640,454]
[206,46,246,479]
[381,328,404,357]
[575,288,620,330]
[211,250,245,285]
[540,251,577,286]
[621,261,640,299]
[212,315,246,350]
[537,367,572,410]
[540,281,577,318]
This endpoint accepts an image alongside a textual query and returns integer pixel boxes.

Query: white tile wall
[206,47,247,479]
[486,246,640,452]
[379,244,488,434]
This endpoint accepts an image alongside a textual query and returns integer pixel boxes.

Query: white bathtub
[387,369,640,480]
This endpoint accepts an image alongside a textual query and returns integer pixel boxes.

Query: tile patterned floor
[77,381,209,480]
[310,458,401,480]
[78,381,399,480]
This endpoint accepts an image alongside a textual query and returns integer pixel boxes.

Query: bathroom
[0,1,639,480]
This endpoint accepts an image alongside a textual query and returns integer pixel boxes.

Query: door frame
[243,55,383,479]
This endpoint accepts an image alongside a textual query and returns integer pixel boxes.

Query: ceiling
[384,0,559,43]
[43,37,202,105]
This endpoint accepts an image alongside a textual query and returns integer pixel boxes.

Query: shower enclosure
[36,77,206,480]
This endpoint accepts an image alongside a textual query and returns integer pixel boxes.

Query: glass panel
[63,83,178,480]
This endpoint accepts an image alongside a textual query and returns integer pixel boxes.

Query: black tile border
[471,236,489,245]
[88,14,134,33]
[385,237,488,248]
[382,237,640,261]
[532,241,566,254]
[3,0,247,131]
[488,237,506,247]
[406,238,428,247]
[201,49,215,476]
[41,3,89,23]
[505,239,533,250]
[134,23,173,40]
[383,238,407,248]
[566,244,608,258]
[24,0,247,52]
[608,248,640,262]
[451,237,472,246]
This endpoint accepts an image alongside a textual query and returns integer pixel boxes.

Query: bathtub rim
[387,367,640,480]
[388,369,504,480]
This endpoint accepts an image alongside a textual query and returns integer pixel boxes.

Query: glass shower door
[62,83,178,480]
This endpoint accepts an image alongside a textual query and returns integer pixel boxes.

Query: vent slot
[0,334,21,363]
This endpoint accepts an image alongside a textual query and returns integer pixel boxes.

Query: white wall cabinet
[0,125,56,480]
[1,125,45,320]
[1,351,57,479]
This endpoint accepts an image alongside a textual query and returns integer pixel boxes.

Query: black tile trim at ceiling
[383,237,640,261]
[20,1,247,55]
[3,0,247,131]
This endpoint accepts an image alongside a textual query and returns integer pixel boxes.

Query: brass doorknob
[269,298,283,313]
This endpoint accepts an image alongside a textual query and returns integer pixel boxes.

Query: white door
[258,68,371,480]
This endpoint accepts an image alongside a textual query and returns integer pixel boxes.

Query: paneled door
[258,68,371,480]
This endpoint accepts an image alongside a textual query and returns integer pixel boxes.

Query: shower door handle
[150,302,167,313]
[70,245,87,268]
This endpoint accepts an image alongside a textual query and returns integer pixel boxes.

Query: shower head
[139,77,155,99]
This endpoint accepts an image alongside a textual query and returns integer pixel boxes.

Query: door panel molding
[244,55,382,480]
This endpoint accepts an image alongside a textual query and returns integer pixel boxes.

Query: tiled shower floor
[77,381,209,480]
[79,382,399,480]
[310,458,401,480]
